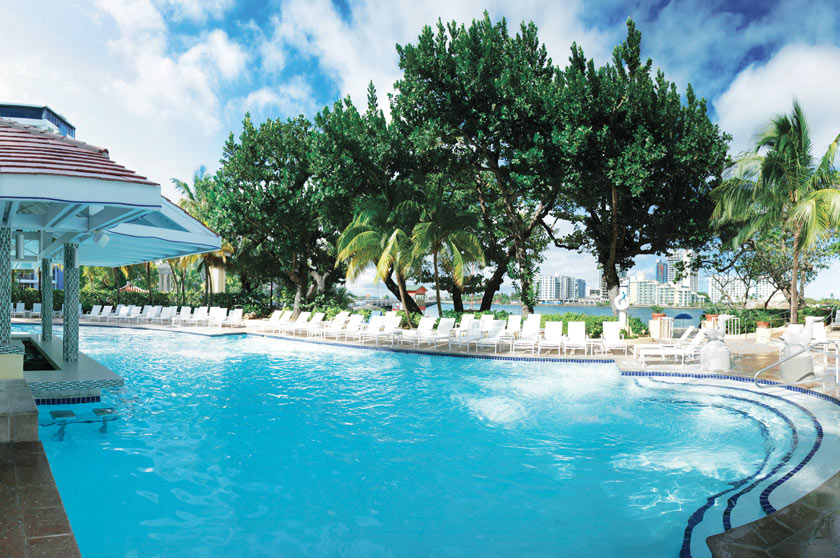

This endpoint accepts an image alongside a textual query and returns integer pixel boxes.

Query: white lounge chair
[599,322,628,355]
[638,330,707,366]
[451,314,477,338]
[218,308,244,328]
[138,305,163,324]
[12,302,26,318]
[371,316,403,345]
[81,304,102,322]
[633,328,702,361]
[151,306,178,325]
[398,317,437,347]
[255,309,289,331]
[418,318,456,347]
[29,303,43,319]
[207,308,230,327]
[537,321,564,355]
[278,311,311,334]
[345,315,385,341]
[177,306,209,327]
[500,314,522,342]
[95,305,118,323]
[450,316,494,351]
[511,314,542,354]
[332,314,364,340]
[120,305,147,323]
[474,320,510,353]
[295,312,325,335]
[564,322,588,355]
[111,305,136,322]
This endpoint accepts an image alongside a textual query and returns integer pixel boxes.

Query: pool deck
[8,317,840,557]
[0,441,81,557]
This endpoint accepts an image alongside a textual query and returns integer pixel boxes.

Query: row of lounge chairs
[254,310,632,355]
[10,302,81,319]
[81,304,244,328]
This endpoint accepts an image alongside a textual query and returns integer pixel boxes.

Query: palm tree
[336,200,423,323]
[712,100,840,323]
[411,182,484,316]
[172,168,233,304]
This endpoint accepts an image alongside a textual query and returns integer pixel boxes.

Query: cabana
[0,117,220,380]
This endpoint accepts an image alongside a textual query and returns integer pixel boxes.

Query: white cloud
[156,0,234,22]
[233,77,316,118]
[263,0,609,112]
[715,43,840,155]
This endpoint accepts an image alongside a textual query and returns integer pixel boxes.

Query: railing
[753,347,814,388]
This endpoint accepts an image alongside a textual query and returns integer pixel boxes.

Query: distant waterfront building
[708,276,786,304]
[655,260,668,283]
[537,273,586,302]
[628,278,701,306]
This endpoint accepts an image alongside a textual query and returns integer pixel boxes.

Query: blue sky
[2,0,840,297]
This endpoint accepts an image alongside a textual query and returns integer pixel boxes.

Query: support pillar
[0,227,10,345]
[41,258,53,342]
[62,243,79,361]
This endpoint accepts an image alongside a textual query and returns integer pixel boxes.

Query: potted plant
[650,305,666,319]
[755,311,771,329]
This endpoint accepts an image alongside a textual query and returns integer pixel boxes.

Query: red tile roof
[0,118,158,186]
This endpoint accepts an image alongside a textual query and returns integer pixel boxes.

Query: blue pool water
[30,327,827,557]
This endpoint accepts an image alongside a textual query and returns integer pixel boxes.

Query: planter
[651,313,666,319]
[705,314,718,321]
[756,321,770,328]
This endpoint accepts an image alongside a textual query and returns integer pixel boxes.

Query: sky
[2,0,839,298]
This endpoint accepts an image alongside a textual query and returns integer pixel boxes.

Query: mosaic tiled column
[41,257,53,342]
[62,243,79,361]
[0,227,9,345]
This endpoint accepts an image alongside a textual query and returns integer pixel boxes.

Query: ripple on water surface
[36,328,794,558]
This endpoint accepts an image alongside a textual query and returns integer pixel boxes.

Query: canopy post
[0,227,9,344]
[62,243,79,361]
[41,257,53,342]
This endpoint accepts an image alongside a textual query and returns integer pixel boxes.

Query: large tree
[393,14,570,314]
[208,115,350,315]
[552,20,730,312]
[712,100,840,323]
[315,84,425,311]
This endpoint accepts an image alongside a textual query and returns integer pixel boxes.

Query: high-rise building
[576,279,586,299]
[667,249,699,292]
[655,260,668,283]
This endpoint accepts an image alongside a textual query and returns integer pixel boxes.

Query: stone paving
[0,441,80,558]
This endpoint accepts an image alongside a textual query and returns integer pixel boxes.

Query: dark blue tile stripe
[35,395,101,406]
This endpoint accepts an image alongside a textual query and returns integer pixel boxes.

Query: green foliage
[554,20,730,306]
[712,100,840,323]
[649,305,664,314]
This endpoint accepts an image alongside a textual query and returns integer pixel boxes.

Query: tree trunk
[603,263,620,314]
[269,281,274,310]
[292,281,304,318]
[451,283,464,313]
[433,250,442,317]
[383,269,422,314]
[790,226,801,324]
[395,272,414,329]
[146,263,152,304]
[479,261,507,311]
[113,268,120,305]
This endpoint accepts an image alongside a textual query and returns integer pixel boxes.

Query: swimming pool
[30,327,840,557]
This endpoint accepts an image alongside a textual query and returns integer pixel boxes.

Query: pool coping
[20,322,840,557]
